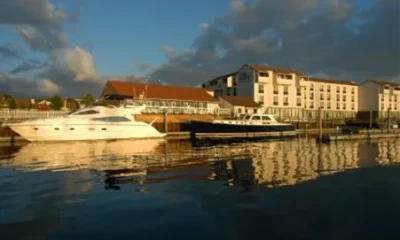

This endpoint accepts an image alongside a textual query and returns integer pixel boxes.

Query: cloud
[0,43,22,59]
[37,78,61,95]
[149,0,400,85]
[0,0,103,98]
[10,59,48,74]
[135,61,151,70]
[230,1,245,11]
[61,47,99,82]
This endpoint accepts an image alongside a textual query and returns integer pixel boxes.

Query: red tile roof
[309,77,356,86]
[103,81,218,102]
[246,64,303,76]
[220,96,261,108]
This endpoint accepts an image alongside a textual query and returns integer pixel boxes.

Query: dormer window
[384,85,390,90]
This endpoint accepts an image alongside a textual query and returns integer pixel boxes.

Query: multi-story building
[203,64,358,120]
[201,72,238,98]
[358,80,400,118]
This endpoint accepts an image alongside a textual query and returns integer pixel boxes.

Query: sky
[0,0,399,98]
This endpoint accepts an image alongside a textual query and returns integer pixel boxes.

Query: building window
[258,84,264,93]
[320,85,324,92]
[273,85,279,94]
[336,86,340,93]
[343,103,346,110]
[283,86,289,95]
[310,101,314,109]
[384,85,390,90]
[381,103,384,110]
[395,104,398,110]
[297,87,301,96]
[233,88,237,96]
[343,87,347,94]
[337,94,340,101]
[389,96,392,102]
[259,72,269,77]
[389,103,392,109]
[320,93,324,100]
[327,85,331,93]
[351,103,355,110]
[351,88,355,94]
[381,95,384,102]
[343,95,346,102]
[337,102,340,110]
[327,94,331,101]
[327,102,331,109]
[273,96,278,105]
[351,95,355,102]
[283,97,289,106]
[258,95,264,104]
[297,97,301,106]
[310,84,314,91]
[394,95,397,102]
[320,102,324,109]
[310,92,314,100]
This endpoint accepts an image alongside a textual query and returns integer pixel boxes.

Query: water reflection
[0,138,399,190]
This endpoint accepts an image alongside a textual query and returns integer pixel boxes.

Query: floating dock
[321,132,400,142]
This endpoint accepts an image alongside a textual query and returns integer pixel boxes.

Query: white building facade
[205,64,358,120]
[202,72,238,98]
[358,80,400,118]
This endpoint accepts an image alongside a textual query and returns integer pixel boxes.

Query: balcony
[276,73,295,85]
[297,77,308,87]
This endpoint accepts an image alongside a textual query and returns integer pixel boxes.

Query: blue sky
[0,0,398,97]
[59,0,233,76]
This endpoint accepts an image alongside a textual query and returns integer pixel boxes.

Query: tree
[83,94,95,106]
[67,98,79,111]
[8,98,17,109]
[49,95,63,110]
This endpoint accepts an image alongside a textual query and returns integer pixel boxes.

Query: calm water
[1,137,400,239]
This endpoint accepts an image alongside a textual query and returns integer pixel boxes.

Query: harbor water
[1,137,400,239]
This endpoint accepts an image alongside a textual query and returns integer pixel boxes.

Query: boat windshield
[244,115,251,120]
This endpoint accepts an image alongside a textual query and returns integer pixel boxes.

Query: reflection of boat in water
[1,101,165,142]
[5,138,165,172]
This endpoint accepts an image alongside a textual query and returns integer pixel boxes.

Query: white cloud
[61,47,99,82]
[37,78,61,95]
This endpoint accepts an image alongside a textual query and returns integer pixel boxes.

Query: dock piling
[164,111,168,133]
[318,107,323,142]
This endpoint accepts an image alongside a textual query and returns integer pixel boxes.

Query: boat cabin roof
[242,114,277,121]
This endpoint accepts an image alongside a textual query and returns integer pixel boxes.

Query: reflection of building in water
[376,139,400,165]
[211,139,400,188]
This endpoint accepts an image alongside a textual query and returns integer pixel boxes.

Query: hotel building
[358,80,400,118]
[203,64,358,120]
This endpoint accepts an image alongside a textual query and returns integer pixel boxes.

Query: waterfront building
[102,80,223,114]
[201,72,238,98]
[203,64,358,120]
[358,80,400,118]
[219,95,263,117]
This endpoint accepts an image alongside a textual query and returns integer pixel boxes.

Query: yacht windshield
[70,109,100,115]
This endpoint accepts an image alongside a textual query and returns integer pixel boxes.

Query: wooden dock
[321,132,400,142]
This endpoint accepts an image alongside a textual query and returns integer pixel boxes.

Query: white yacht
[1,102,166,142]
[190,113,296,139]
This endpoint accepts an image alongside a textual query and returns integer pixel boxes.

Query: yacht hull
[190,120,296,139]
[6,122,166,142]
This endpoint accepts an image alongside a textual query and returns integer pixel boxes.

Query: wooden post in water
[164,110,168,133]
[318,106,323,141]
[369,110,373,130]
[387,108,391,133]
